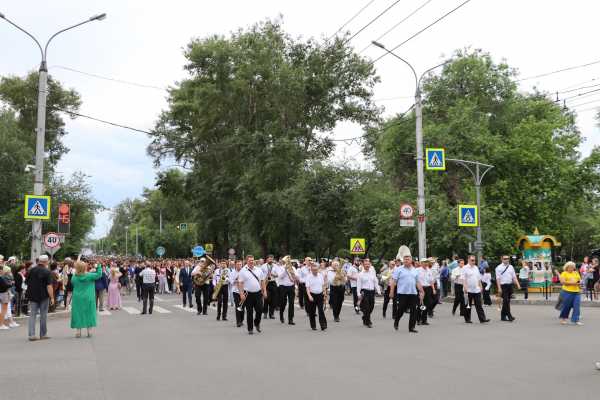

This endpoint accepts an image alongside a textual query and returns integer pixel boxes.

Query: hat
[8,256,16,262]
[38,255,49,263]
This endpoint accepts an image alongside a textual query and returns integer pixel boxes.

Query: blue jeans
[559,290,581,322]
[28,298,49,338]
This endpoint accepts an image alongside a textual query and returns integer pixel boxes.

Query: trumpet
[237,290,248,312]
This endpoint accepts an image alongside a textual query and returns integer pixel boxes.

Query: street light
[372,40,448,261]
[1,12,106,262]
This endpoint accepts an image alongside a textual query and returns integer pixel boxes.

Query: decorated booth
[516,229,561,292]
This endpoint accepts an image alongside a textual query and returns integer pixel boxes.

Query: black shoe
[256,326,261,333]
[248,331,254,335]
[222,318,228,321]
[417,321,421,326]
[288,321,295,326]
[216,316,221,321]
[197,311,201,315]
[189,305,193,308]
[269,316,275,319]
[334,318,340,322]
[202,312,207,315]
[321,326,327,331]
[480,319,490,323]
[141,312,147,315]
[312,327,317,331]
[236,323,243,327]
[501,318,512,322]
[149,311,152,314]
[394,323,399,331]
[409,329,418,333]
[280,318,285,324]
[509,316,516,321]
[367,323,373,328]
[421,322,430,326]
[465,320,473,324]
[382,313,386,319]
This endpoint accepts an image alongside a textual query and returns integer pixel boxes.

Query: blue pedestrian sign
[155,246,166,257]
[24,195,51,220]
[458,205,478,227]
[192,245,205,257]
[425,148,446,171]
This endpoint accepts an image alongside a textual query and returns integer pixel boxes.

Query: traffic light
[58,203,70,234]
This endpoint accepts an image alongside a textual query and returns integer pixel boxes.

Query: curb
[441,297,600,307]
[14,310,70,322]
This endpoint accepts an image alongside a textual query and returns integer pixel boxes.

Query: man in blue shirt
[389,255,424,333]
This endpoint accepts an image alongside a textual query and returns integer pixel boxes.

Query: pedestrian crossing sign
[24,195,51,220]
[350,238,366,255]
[458,205,478,227]
[426,148,446,171]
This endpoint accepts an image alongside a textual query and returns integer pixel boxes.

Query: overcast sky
[1,0,599,239]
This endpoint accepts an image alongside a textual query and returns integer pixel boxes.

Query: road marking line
[98,310,112,316]
[123,306,141,314]
[154,296,164,302]
[153,306,172,314]
[174,305,196,313]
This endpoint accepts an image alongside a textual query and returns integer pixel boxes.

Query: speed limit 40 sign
[43,232,61,249]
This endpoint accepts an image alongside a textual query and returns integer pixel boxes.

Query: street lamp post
[125,226,129,257]
[372,41,447,260]
[0,12,106,262]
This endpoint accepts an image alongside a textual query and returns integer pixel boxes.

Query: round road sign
[155,246,166,257]
[399,203,414,219]
[43,232,61,249]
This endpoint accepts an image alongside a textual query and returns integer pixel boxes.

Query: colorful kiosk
[516,229,561,293]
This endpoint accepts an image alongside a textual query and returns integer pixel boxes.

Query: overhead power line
[562,88,600,101]
[517,59,600,82]
[328,0,377,40]
[359,0,434,54]
[371,0,473,64]
[343,0,405,45]
[51,65,169,91]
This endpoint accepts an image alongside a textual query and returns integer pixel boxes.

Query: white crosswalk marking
[174,305,196,313]
[154,296,165,302]
[123,306,141,314]
[152,306,172,314]
[98,310,112,316]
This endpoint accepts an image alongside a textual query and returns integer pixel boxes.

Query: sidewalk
[442,291,600,307]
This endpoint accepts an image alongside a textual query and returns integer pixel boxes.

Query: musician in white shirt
[416,260,436,326]
[212,260,231,321]
[237,256,267,335]
[229,260,244,327]
[261,255,278,320]
[451,259,466,316]
[272,257,297,325]
[347,259,360,314]
[495,255,521,322]
[297,258,311,310]
[462,255,490,324]
[305,262,327,331]
[357,259,381,328]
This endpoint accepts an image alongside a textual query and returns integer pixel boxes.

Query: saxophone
[212,268,229,300]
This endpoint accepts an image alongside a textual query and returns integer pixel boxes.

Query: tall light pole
[125,226,129,257]
[135,225,139,257]
[0,12,106,262]
[372,41,447,260]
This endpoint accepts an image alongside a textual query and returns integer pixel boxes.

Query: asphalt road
[2,293,598,400]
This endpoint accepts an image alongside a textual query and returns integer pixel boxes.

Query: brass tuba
[332,265,347,286]
[192,258,214,286]
[282,255,296,282]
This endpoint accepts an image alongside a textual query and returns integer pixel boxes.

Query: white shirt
[261,263,275,282]
[297,265,310,284]
[462,265,482,293]
[273,264,295,287]
[356,270,381,294]
[140,267,156,284]
[230,269,240,293]
[326,270,336,285]
[451,267,464,285]
[416,267,434,287]
[481,272,492,290]
[347,266,359,288]
[306,272,325,294]
[212,268,231,286]
[237,266,264,293]
[495,264,517,285]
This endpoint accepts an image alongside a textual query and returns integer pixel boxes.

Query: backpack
[0,276,10,293]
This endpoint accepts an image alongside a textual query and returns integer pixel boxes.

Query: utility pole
[372,41,448,261]
[159,209,163,235]
[125,226,128,257]
[0,12,106,261]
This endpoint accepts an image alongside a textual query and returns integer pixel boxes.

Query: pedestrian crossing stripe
[174,305,196,313]
[425,148,446,171]
[123,307,140,314]
[24,195,51,220]
[350,238,366,254]
[458,205,478,227]
[152,306,172,314]
[98,310,112,316]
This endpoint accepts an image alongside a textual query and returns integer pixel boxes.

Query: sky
[1,0,599,239]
